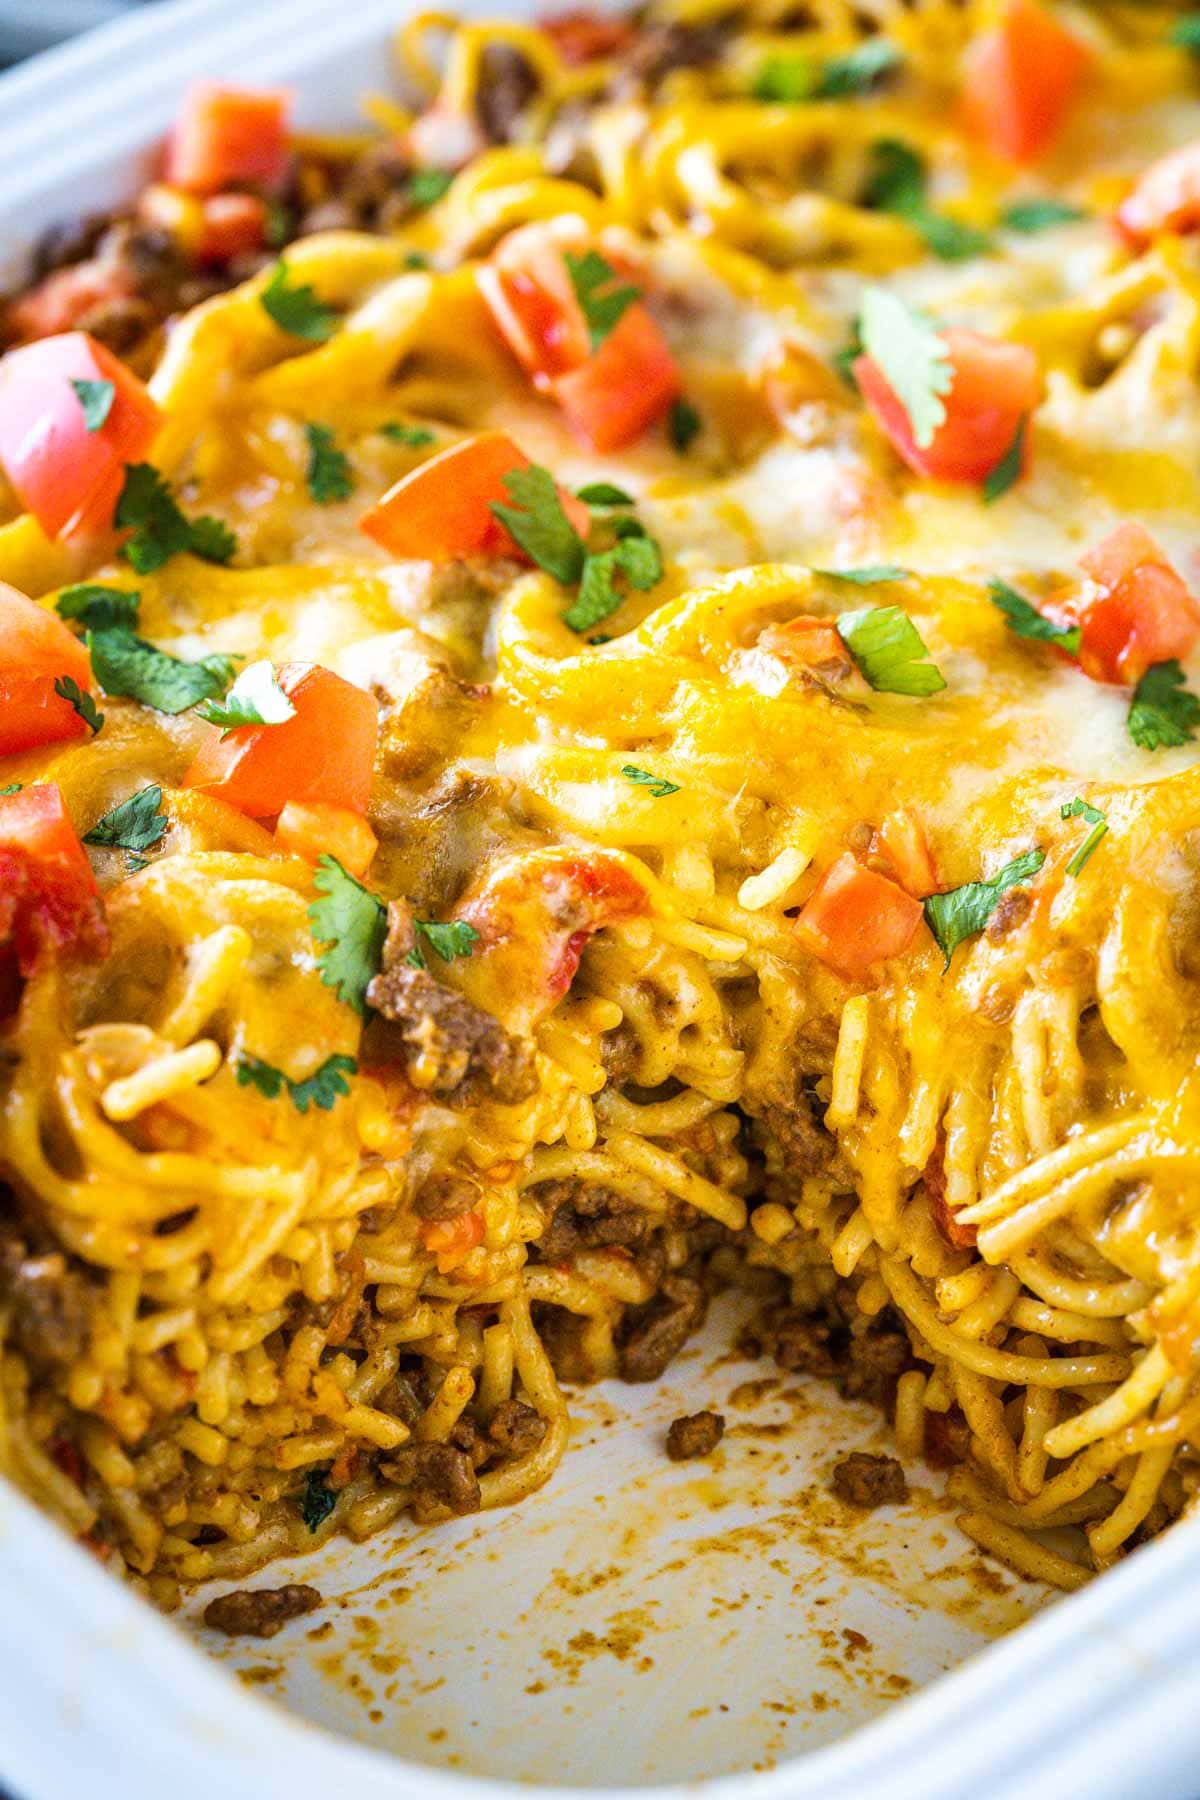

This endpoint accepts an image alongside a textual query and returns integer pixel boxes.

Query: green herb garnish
[857,285,953,450]
[836,605,946,695]
[298,1467,338,1531]
[53,675,102,734]
[115,464,235,575]
[1169,12,1200,52]
[56,584,140,632]
[70,378,114,432]
[1002,198,1087,233]
[409,168,454,208]
[815,564,909,585]
[668,396,702,453]
[87,629,236,716]
[196,660,296,736]
[621,764,680,797]
[1127,660,1200,751]
[492,465,586,584]
[381,422,436,447]
[565,533,662,633]
[924,847,1045,966]
[1060,797,1108,876]
[753,38,900,101]
[309,855,388,1015]
[260,259,339,341]
[565,248,641,351]
[406,919,481,969]
[988,578,1081,654]
[577,482,635,507]
[982,417,1027,504]
[83,785,166,855]
[864,140,991,263]
[237,1050,358,1113]
[305,423,355,505]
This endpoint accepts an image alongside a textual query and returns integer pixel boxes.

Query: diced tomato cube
[165,82,292,195]
[0,783,108,983]
[540,11,637,63]
[554,303,681,452]
[795,852,924,983]
[359,431,588,563]
[0,584,96,756]
[183,663,379,819]
[3,262,138,348]
[961,0,1090,164]
[875,807,939,899]
[140,184,267,265]
[0,331,163,540]
[1075,524,1200,685]
[421,1209,484,1274]
[854,328,1041,485]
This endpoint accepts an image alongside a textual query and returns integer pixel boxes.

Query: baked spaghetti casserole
[1,0,1200,1621]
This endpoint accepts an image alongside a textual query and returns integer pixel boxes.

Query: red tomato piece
[0,331,163,540]
[795,852,924,984]
[875,807,940,899]
[0,784,108,984]
[854,329,1042,485]
[554,303,682,452]
[140,184,267,265]
[757,616,850,674]
[275,800,378,877]
[960,0,1090,164]
[3,262,138,347]
[477,220,592,383]
[359,431,588,563]
[182,663,379,819]
[165,82,292,195]
[1072,523,1200,686]
[924,1137,977,1250]
[540,11,637,62]
[1118,141,1200,248]
[0,584,96,756]
[479,221,681,449]
[421,1209,484,1274]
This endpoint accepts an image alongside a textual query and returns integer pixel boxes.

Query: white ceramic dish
[1,6,1200,1795]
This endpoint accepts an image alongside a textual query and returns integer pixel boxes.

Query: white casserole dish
[1,4,1200,1794]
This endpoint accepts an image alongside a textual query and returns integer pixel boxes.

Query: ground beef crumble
[831,1451,909,1509]
[666,1410,725,1460]
[203,1584,322,1638]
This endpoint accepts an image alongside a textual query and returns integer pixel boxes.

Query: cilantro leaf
[814,564,909,585]
[836,605,946,695]
[924,847,1045,966]
[564,532,663,633]
[56,584,140,632]
[864,140,990,262]
[858,286,953,450]
[1002,198,1087,233]
[668,396,702,452]
[813,38,900,98]
[288,1053,358,1115]
[83,785,166,854]
[406,919,481,969]
[304,423,355,505]
[988,578,1081,654]
[1127,659,1200,751]
[381,422,435,447]
[53,675,103,734]
[982,417,1027,504]
[832,319,863,390]
[1061,796,1108,876]
[88,628,235,716]
[196,659,296,736]
[1170,12,1200,51]
[410,168,454,208]
[752,39,899,101]
[70,377,115,432]
[260,259,339,341]
[115,465,236,573]
[491,465,586,584]
[237,1051,360,1113]
[577,482,634,507]
[298,1468,337,1531]
[622,764,680,797]
[186,515,237,565]
[309,855,387,1015]
[564,249,641,352]
[404,251,430,269]
[0,783,22,797]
